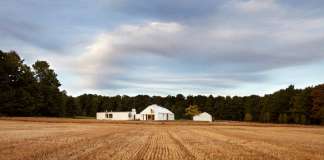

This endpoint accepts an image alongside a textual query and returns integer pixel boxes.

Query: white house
[193,112,212,122]
[139,104,174,121]
[96,109,137,120]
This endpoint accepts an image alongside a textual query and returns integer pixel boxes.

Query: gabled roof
[140,104,173,114]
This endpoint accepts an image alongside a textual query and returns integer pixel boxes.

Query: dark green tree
[291,87,312,124]
[65,96,80,117]
[33,60,63,116]
[172,94,186,119]
[0,51,38,116]
[243,95,261,121]
[214,96,226,120]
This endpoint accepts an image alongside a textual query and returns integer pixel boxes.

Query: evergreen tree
[214,96,226,120]
[0,51,38,116]
[33,61,63,116]
[172,94,186,119]
[243,95,261,121]
[65,96,80,117]
[291,87,312,124]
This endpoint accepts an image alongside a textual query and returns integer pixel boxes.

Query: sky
[1,0,324,96]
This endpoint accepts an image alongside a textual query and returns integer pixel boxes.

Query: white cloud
[74,15,324,93]
[271,18,324,44]
[76,22,185,88]
[234,0,279,13]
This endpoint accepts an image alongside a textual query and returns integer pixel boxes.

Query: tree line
[1,50,324,124]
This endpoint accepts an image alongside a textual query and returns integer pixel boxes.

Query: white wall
[96,112,132,120]
[168,114,175,120]
[156,113,174,120]
[138,113,174,121]
[96,112,106,120]
[193,113,212,122]
[135,114,141,120]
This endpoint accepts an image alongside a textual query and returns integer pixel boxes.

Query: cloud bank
[1,0,324,95]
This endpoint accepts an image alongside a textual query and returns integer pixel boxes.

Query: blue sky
[1,0,324,96]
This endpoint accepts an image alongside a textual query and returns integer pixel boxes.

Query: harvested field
[0,118,324,160]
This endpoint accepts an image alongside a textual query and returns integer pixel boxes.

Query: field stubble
[0,118,324,160]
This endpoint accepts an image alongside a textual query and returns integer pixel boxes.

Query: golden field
[0,118,323,160]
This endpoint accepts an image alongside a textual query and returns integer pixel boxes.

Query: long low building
[96,109,137,120]
[96,104,174,121]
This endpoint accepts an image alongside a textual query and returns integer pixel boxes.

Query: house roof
[140,104,173,114]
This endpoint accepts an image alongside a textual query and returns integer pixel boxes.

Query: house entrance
[147,114,155,120]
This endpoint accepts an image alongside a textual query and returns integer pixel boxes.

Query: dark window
[106,113,113,118]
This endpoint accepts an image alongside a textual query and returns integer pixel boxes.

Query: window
[105,113,113,118]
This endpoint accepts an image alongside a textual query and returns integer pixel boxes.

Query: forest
[1,50,324,124]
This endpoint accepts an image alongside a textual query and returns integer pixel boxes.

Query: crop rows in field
[0,120,324,160]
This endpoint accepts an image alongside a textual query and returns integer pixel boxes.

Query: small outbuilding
[193,112,212,122]
[139,104,174,121]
